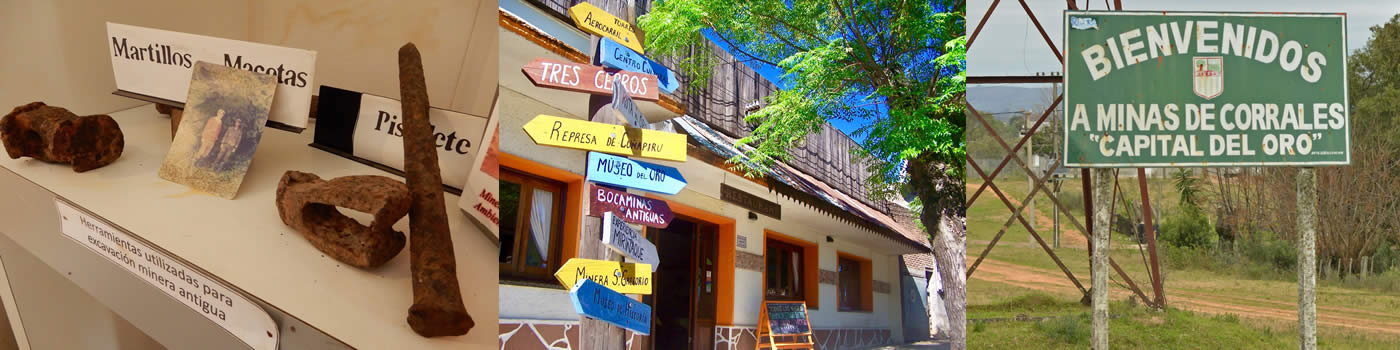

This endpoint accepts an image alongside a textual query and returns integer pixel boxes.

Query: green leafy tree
[1349,14,1400,148]
[1172,169,1203,213]
[1006,112,1061,161]
[966,108,1011,161]
[640,0,968,346]
[1349,14,1400,254]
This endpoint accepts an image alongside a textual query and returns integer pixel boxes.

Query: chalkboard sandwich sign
[756,301,814,349]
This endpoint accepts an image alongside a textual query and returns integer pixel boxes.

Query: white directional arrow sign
[602,212,660,267]
[611,78,649,129]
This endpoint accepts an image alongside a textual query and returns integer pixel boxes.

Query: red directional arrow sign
[588,184,672,228]
[521,57,659,102]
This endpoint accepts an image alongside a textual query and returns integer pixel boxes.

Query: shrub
[1239,233,1296,272]
[1034,314,1088,345]
[1160,209,1215,249]
[1164,244,1215,270]
[1057,190,1084,215]
[1372,242,1399,273]
[1211,313,1241,324]
[1337,266,1400,293]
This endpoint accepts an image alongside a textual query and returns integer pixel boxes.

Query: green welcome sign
[1063,11,1349,167]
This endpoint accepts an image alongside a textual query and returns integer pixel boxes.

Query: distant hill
[968,85,1059,122]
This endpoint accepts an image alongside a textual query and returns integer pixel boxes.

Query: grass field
[968,292,1400,349]
[966,175,1400,348]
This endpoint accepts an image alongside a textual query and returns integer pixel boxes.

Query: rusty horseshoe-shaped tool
[275,171,411,269]
[398,42,474,337]
[1,102,124,172]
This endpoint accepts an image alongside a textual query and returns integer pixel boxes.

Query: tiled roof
[901,253,936,277]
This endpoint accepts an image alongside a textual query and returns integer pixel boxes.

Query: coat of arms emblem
[1193,57,1223,100]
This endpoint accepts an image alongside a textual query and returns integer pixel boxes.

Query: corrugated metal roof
[674,115,931,253]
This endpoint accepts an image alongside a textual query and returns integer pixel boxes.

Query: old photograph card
[159,61,276,199]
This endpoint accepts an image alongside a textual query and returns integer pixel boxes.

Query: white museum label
[54,200,279,350]
[459,101,502,240]
[350,93,490,190]
[106,22,318,129]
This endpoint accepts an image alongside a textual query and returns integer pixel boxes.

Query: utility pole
[1297,168,1317,350]
[1025,114,1036,248]
[1052,178,1061,249]
[1049,79,1059,249]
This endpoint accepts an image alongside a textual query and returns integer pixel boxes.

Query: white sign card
[602,212,660,267]
[350,94,490,190]
[54,200,278,350]
[459,100,502,241]
[106,22,317,129]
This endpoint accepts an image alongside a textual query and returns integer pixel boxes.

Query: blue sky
[969,0,1397,76]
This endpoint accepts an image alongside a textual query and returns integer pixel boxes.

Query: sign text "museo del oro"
[1063,11,1349,167]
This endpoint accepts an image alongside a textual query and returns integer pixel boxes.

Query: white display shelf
[0,104,497,349]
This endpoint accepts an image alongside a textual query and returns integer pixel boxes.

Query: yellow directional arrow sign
[523,115,686,162]
[568,2,644,54]
[555,258,653,295]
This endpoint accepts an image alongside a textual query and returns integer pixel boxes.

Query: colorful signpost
[598,38,678,94]
[555,258,653,295]
[522,115,686,162]
[611,78,649,129]
[602,212,660,267]
[1063,12,1349,167]
[589,184,674,228]
[587,152,687,195]
[567,2,644,54]
[522,58,660,101]
[569,279,652,335]
[545,4,661,340]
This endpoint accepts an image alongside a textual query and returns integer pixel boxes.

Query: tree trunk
[908,157,966,350]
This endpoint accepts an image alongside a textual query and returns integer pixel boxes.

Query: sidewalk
[858,338,951,350]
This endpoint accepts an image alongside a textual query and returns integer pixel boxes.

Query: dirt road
[969,256,1400,336]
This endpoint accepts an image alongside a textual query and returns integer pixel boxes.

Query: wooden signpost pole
[577,22,626,350]
[1297,168,1318,350]
[551,2,675,348]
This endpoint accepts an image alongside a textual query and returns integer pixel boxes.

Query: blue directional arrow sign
[587,152,688,195]
[570,278,652,335]
[598,38,680,94]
